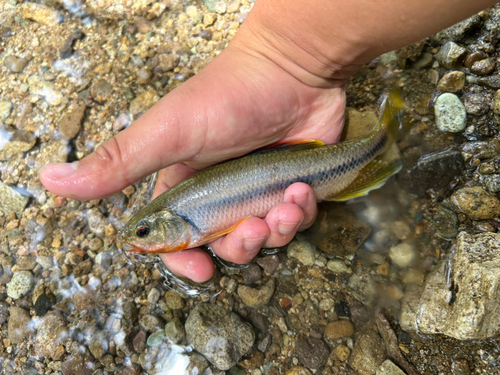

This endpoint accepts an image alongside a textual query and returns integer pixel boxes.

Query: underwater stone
[129,90,160,117]
[0,181,29,217]
[35,310,67,358]
[3,55,28,73]
[164,317,185,344]
[432,204,458,240]
[478,75,500,89]
[436,41,467,69]
[185,303,255,370]
[295,337,329,369]
[0,100,13,119]
[450,186,500,220]
[348,272,377,306]
[57,100,86,139]
[287,239,316,266]
[436,71,465,93]
[463,92,490,116]
[18,3,63,27]
[237,278,275,308]
[376,359,406,375]
[8,306,32,344]
[434,93,467,132]
[483,174,500,193]
[434,15,482,43]
[6,270,33,299]
[389,243,415,268]
[27,76,63,106]
[471,57,496,75]
[349,330,385,374]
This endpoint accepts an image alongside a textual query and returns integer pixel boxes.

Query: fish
[118,88,409,254]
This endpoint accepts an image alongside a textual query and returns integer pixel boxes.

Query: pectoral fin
[327,159,402,201]
[203,217,251,242]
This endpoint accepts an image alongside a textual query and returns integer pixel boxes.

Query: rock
[61,353,95,375]
[437,71,465,92]
[494,90,500,114]
[462,139,500,160]
[256,255,279,275]
[471,57,496,75]
[287,239,316,266]
[389,243,415,268]
[348,272,377,305]
[238,278,275,308]
[8,306,32,344]
[95,252,112,268]
[434,15,482,42]
[164,317,185,344]
[130,90,160,117]
[450,187,500,220]
[238,349,264,370]
[484,174,500,193]
[147,330,165,347]
[324,320,354,339]
[434,93,467,132]
[0,182,29,217]
[27,76,63,106]
[89,331,108,359]
[335,345,351,362]
[396,39,425,68]
[349,330,385,374]
[0,302,9,324]
[185,303,255,370]
[18,3,63,27]
[376,359,405,375]
[134,16,151,33]
[3,55,28,73]
[60,30,84,59]
[0,128,37,160]
[139,314,163,332]
[478,75,500,89]
[158,54,180,72]
[0,101,12,120]
[34,294,52,316]
[165,290,185,309]
[295,337,329,369]
[35,310,67,358]
[241,263,262,284]
[411,52,433,69]
[432,204,458,239]
[133,331,147,352]
[451,359,471,375]
[113,113,131,131]
[436,41,468,69]
[186,353,209,375]
[286,367,312,375]
[401,232,500,340]
[34,140,68,171]
[57,100,86,139]
[90,79,113,103]
[87,208,106,236]
[147,288,160,305]
[136,67,152,85]
[307,204,371,256]
[7,271,34,299]
[463,93,490,116]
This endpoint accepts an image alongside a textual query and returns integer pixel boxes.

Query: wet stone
[324,320,354,339]
[130,90,160,117]
[7,270,34,299]
[139,314,163,332]
[164,317,185,344]
[18,2,63,27]
[238,278,275,308]
[8,306,32,344]
[241,263,262,284]
[478,75,500,89]
[349,330,385,374]
[327,259,348,273]
[136,67,152,85]
[133,330,147,352]
[471,57,496,75]
[451,359,471,375]
[436,41,468,69]
[463,92,490,116]
[27,76,63,106]
[34,294,52,316]
[35,140,68,171]
[87,208,107,236]
[0,100,12,120]
[57,100,86,139]
[256,254,279,275]
[434,15,482,42]
[165,290,185,309]
[450,186,500,220]
[432,204,458,239]
[91,79,113,103]
[389,243,415,268]
[0,301,9,324]
[158,53,180,72]
[348,272,377,305]
[187,353,209,375]
[61,353,95,375]
[462,139,500,159]
[147,330,165,347]
[437,71,465,92]
[89,331,108,358]
[286,368,312,375]
[239,349,264,370]
[411,52,433,69]
[3,55,28,73]
[185,303,255,370]
[434,93,467,132]
[60,30,84,59]
[35,310,66,358]
[483,174,500,193]
[0,181,29,217]
[147,287,160,305]
[287,239,316,266]
[376,359,405,375]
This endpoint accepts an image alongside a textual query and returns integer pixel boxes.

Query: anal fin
[203,217,251,242]
[327,158,402,201]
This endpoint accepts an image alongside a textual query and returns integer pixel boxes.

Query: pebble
[237,278,275,308]
[349,331,385,374]
[0,301,9,324]
[465,52,487,68]
[89,331,108,358]
[27,76,63,106]
[411,52,433,69]
[91,79,113,102]
[158,53,180,72]
[146,330,165,347]
[15,255,36,271]
[3,55,28,73]
[34,294,52,316]
[256,254,279,275]
[147,288,160,305]
[60,30,84,59]
[478,75,500,89]
[186,353,209,375]
[389,243,415,268]
[451,359,471,375]
[484,174,500,193]
[165,290,185,309]
[87,208,107,236]
[129,90,160,117]
[434,93,467,132]
[335,345,351,361]
[7,270,34,299]
[324,320,354,339]
[35,311,67,358]
[450,186,500,219]
[133,331,147,352]
[434,15,482,42]
[463,92,490,116]
[241,263,262,284]
[164,317,185,344]
[437,71,465,92]
[347,273,377,305]
[134,16,151,33]
[238,350,264,370]
[0,100,12,120]
[287,239,316,266]
[433,204,458,239]
[57,100,86,139]
[139,314,163,332]
[136,67,152,84]
[34,140,68,171]
[436,41,467,69]
[0,181,29,217]
[295,337,329,369]
[327,259,348,273]
[471,57,496,75]
[286,367,312,375]
[493,90,500,115]
[8,306,32,344]
[185,303,255,370]
[36,255,54,269]
[18,3,63,26]
[61,353,95,375]
[376,359,406,375]
[113,113,131,131]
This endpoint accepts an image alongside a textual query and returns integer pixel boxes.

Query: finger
[263,202,304,248]
[159,249,215,283]
[283,182,317,230]
[209,217,270,264]
[152,163,198,200]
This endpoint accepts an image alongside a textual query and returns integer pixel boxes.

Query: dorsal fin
[251,139,325,155]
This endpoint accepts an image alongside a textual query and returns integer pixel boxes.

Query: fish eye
[136,226,150,237]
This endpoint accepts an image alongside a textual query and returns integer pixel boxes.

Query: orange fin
[252,139,325,155]
[204,217,251,242]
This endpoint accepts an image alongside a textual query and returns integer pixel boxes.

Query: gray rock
[113,113,131,132]
[434,15,482,42]
[295,337,329,370]
[484,174,500,193]
[95,252,112,268]
[8,306,32,344]
[3,55,28,73]
[401,232,500,340]
[256,255,279,275]
[0,301,9,324]
[287,239,316,266]
[478,75,500,89]
[186,353,209,375]
[138,314,163,332]
[348,272,377,305]
[462,139,500,160]
[436,41,468,69]
[434,93,467,133]
[0,182,29,217]
[349,330,385,374]
[35,310,67,358]
[185,303,255,370]
[241,263,262,284]
[87,208,106,236]
[7,270,34,299]
[90,79,113,102]
[376,359,406,375]
[237,278,275,308]
[389,243,415,268]
[164,317,185,344]
[464,93,490,116]
[432,204,458,239]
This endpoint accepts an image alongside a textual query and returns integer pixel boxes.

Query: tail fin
[374,88,411,147]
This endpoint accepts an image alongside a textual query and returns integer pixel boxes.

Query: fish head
[118,209,191,254]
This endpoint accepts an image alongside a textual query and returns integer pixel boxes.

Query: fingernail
[292,192,309,207]
[43,162,78,179]
[278,220,301,235]
[243,237,265,252]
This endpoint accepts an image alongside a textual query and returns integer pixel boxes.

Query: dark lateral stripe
[190,133,388,216]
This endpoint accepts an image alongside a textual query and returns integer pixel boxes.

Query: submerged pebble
[434,93,467,132]
[3,55,28,73]
[7,270,34,299]
[437,71,465,92]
